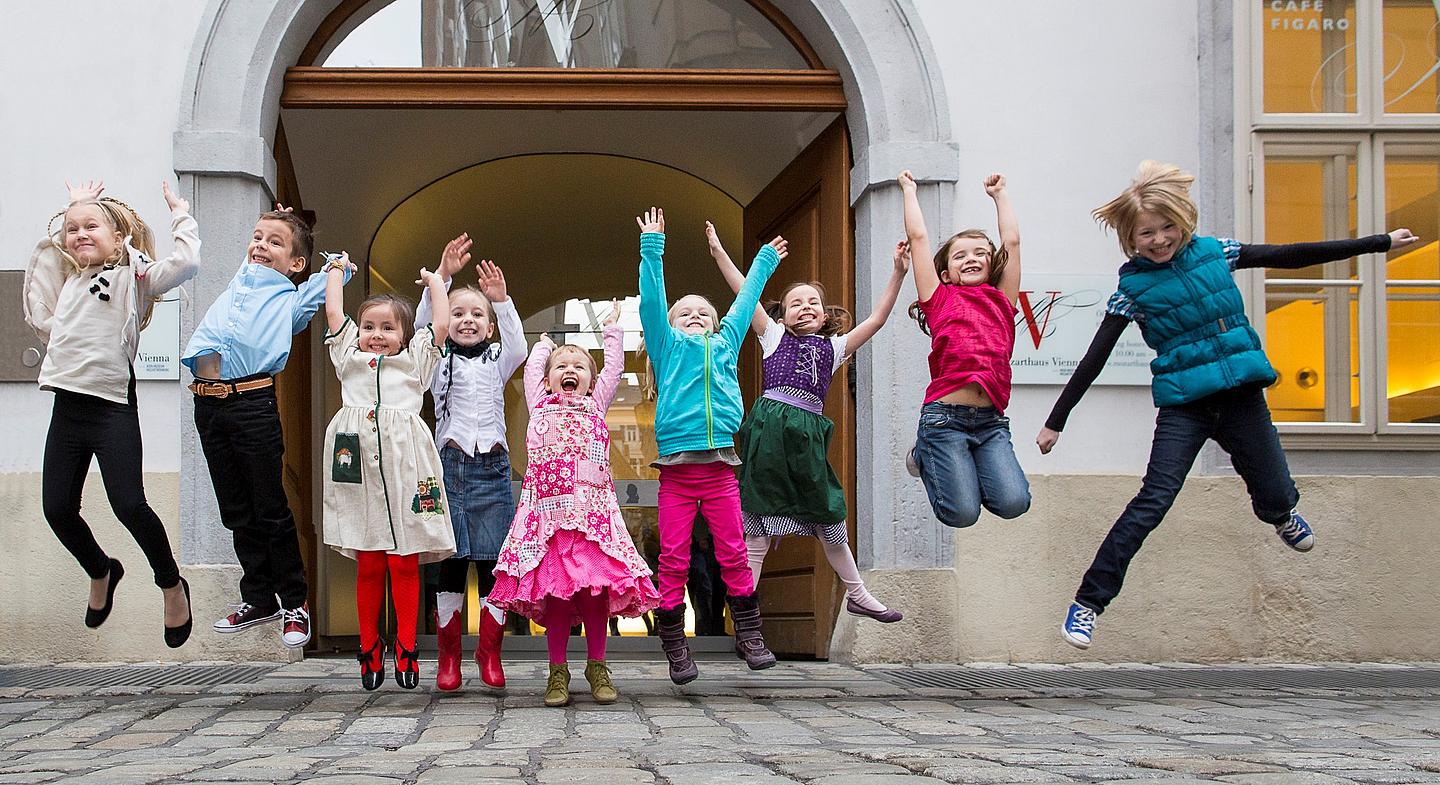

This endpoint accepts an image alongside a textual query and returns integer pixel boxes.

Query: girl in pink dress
[489,301,660,707]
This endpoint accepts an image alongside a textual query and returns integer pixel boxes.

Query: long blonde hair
[50,198,156,277]
[1092,161,1198,258]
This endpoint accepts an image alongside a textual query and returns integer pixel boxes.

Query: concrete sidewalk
[3,660,1440,783]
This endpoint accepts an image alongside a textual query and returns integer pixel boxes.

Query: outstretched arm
[986,174,1022,303]
[1036,313,1129,454]
[417,233,469,329]
[706,221,769,336]
[593,302,626,411]
[324,253,353,335]
[720,237,786,348]
[419,267,449,346]
[140,182,202,295]
[899,170,938,303]
[524,334,555,408]
[636,207,673,358]
[845,239,911,353]
[1235,230,1416,270]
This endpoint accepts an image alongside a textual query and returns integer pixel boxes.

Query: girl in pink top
[488,301,660,707]
[900,170,1031,528]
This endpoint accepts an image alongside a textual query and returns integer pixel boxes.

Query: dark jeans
[1075,383,1299,613]
[194,384,307,611]
[913,401,1031,528]
[42,389,180,588]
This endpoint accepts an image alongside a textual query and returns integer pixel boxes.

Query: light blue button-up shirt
[182,261,352,379]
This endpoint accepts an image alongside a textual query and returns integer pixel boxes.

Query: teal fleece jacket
[638,231,781,457]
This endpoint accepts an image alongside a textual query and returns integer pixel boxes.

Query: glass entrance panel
[323,0,809,69]
[1383,147,1440,423]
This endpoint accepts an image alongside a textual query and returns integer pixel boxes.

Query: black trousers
[42,388,180,588]
[437,558,498,596]
[193,385,308,611]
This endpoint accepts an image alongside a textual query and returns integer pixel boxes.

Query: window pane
[1263,147,1360,280]
[1384,150,1440,278]
[1265,285,1362,423]
[322,0,810,69]
[1383,0,1440,113]
[1263,0,1357,113]
[1386,286,1440,423]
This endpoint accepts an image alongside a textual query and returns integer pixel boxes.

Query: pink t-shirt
[917,282,1017,411]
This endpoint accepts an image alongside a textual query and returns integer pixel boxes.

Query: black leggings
[42,389,180,589]
[437,557,497,596]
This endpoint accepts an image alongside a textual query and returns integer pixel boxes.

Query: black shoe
[358,642,386,691]
[164,578,193,649]
[85,559,124,629]
[394,642,419,690]
[654,604,699,685]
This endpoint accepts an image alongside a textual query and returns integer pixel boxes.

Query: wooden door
[741,118,853,659]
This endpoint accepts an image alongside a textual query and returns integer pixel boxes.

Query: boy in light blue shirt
[182,207,352,648]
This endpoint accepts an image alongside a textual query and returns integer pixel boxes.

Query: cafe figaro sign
[1268,0,1350,31]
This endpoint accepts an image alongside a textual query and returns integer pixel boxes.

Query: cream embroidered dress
[322,318,456,563]
[489,325,661,623]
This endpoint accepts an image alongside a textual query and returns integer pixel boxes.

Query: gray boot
[654,604,699,684]
[727,592,776,670]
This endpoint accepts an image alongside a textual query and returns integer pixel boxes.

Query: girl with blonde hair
[1040,161,1420,650]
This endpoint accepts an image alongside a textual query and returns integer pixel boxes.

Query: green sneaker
[544,663,571,708]
[584,659,618,704]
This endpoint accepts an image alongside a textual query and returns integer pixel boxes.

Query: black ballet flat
[358,642,386,691]
[85,558,125,629]
[394,642,419,690]
[164,577,193,648]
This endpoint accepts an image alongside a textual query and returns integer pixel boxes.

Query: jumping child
[322,257,457,689]
[1040,161,1420,649]
[489,302,661,707]
[706,221,909,624]
[24,180,198,648]
[637,206,783,684]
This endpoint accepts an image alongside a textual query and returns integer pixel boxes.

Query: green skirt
[737,397,847,524]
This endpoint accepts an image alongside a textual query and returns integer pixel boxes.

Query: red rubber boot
[475,606,507,690]
[434,608,462,692]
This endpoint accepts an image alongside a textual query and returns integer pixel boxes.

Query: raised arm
[719,238,785,348]
[524,334,556,408]
[636,207,673,357]
[477,259,527,373]
[899,170,938,302]
[324,253,352,335]
[845,239,911,353]
[419,267,449,346]
[140,181,202,295]
[1036,313,1129,454]
[706,221,769,336]
[294,259,353,334]
[593,302,626,411]
[417,233,470,328]
[986,174,1022,303]
[1234,230,1415,270]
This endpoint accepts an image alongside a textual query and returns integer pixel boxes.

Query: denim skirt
[439,445,515,560]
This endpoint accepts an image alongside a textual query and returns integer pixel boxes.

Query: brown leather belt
[188,377,274,398]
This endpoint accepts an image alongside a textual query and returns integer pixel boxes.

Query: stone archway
[175,0,961,662]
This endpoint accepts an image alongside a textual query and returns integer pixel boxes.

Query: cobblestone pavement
[4,659,1440,784]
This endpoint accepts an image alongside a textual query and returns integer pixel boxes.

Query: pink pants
[656,462,755,609]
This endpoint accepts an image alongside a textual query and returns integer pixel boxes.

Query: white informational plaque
[1010,274,1154,386]
[134,296,180,380]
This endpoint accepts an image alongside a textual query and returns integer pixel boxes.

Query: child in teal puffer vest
[1036,161,1419,650]
[636,207,787,684]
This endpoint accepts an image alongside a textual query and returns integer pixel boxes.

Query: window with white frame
[1244,0,1440,434]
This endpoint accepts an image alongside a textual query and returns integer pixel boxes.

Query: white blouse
[416,287,527,456]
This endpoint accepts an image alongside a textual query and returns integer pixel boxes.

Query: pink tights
[542,589,611,664]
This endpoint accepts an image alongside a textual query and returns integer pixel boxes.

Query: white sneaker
[904,447,921,478]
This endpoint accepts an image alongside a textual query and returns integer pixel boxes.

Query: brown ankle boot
[653,604,699,684]
[727,592,776,670]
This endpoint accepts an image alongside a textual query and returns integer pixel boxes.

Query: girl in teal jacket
[636,207,786,684]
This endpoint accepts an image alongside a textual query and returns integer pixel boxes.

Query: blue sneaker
[1275,509,1314,552]
[1061,602,1096,649]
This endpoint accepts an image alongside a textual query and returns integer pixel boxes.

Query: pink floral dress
[489,325,660,623]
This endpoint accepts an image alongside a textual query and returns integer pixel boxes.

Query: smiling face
[358,301,405,356]
[545,346,596,395]
[669,294,718,336]
[448,289,495,347]
[62,204,123,267]
[939,235,995,287]
[780,284,825,335]
[248,218,307,276]
[1130,210,1186,264]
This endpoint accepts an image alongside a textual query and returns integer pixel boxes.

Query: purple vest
[761,330,835,415]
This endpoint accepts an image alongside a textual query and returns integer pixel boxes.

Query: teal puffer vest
[1118,236,1277,407]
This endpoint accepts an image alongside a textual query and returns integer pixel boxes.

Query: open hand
[983,173,1007,197]
[704,220,724,257]
[893,239,911,273]
[601,298,621,327]
[1389,228,1421,250]
[274,202,295,213]
[767,236,789,260]
[161,181,188,214]
[477,259,506,301]
[1036,427,1059,455]
[898,170,917,192]
[66,179,104,203]
[440,233,472,280]
[636,207,664,234]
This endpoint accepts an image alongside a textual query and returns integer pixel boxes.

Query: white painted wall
[911,0,1202,475]
[0,2,207,474]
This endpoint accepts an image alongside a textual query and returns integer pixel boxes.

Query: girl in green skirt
[707,222,910,623]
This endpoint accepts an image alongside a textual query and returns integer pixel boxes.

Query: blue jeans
[1075,383,1299,613]
[439,446,514,561]
[913,402,1031,528]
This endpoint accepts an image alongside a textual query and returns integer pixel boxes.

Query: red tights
[356,551,420,670]
[543,590,610,665]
